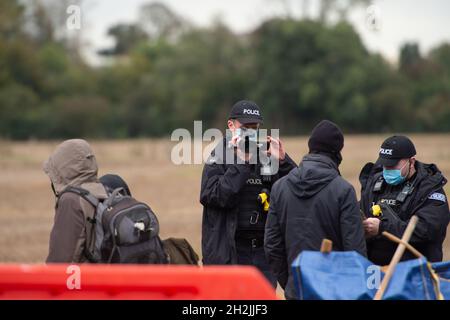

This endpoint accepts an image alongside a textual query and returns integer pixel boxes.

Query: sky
[78,0,450,65]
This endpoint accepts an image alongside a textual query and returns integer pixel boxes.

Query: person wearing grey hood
[44,139,107,263]
[264,120,367,299]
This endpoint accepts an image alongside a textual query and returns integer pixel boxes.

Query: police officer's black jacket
[360,160,449,265]
[200,138,296,265]
[265,153,367,300]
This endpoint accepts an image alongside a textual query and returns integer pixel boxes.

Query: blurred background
[0,0,449,264]
[1,0,449,138]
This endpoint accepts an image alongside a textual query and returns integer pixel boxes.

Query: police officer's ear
[227,120,236,138]
[409,157,416,171]
[227,119,235,131]
[228,119,242,135]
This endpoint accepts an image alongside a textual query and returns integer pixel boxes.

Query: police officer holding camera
[360,135,449,265]
[200,100,296,287]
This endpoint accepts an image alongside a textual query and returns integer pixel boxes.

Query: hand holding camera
[230,128,261,161]
[264,136,285,161]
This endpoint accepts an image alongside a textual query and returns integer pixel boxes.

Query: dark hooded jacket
[265,153,367,299]
[200,138,296,265]
[360,161,449,265]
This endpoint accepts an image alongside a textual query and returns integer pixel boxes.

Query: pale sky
[78,0,450,65]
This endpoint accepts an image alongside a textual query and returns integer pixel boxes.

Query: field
[0,134,449,263]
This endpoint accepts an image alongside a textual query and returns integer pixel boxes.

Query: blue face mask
[383,161,409,186]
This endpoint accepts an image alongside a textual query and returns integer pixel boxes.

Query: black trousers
[235,236,277,288]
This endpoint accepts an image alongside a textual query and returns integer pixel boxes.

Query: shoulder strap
[103,187,125,208]
[57,186,99,209]
[57,186,100,226]
[56,186,101,263]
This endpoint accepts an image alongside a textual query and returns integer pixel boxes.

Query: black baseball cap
[228,100,263,125]
[376,135,416,167]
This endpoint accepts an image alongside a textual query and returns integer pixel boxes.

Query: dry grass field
[0,134,449,263]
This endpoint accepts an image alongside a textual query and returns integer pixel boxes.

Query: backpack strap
[103,187,125,208]
[57,186,100,222]
[58,186,99,207]
[57,186,100,263]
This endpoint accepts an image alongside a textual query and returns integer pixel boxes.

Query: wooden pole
[381,231,423,259]
[374,215,419,300]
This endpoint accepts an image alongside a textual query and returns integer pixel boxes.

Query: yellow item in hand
[371,204,382,217]
[258,192,270,213]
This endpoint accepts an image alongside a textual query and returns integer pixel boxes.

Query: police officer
[360,135,449,265]
[200,100,296,287]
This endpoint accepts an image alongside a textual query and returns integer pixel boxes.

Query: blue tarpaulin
[292,251,450,300]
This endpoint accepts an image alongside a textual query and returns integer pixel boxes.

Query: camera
[236,128,268,155]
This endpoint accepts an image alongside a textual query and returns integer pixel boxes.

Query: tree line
[0,0,449,140]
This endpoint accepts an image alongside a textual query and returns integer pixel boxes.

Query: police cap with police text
[228,100,264,125]
[376,135,417,167]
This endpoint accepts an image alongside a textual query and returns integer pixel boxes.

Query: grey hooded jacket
[44,139,107,263]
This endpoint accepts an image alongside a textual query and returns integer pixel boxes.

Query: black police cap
[228,100,263,125]
[376,135,416,167]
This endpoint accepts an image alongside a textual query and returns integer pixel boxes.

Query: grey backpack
[59,186,168,264]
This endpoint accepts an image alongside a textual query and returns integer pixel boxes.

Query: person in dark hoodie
[360,135,449,266]
[264,120,367,299]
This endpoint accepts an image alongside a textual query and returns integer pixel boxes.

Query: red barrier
[0,264,278,300]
